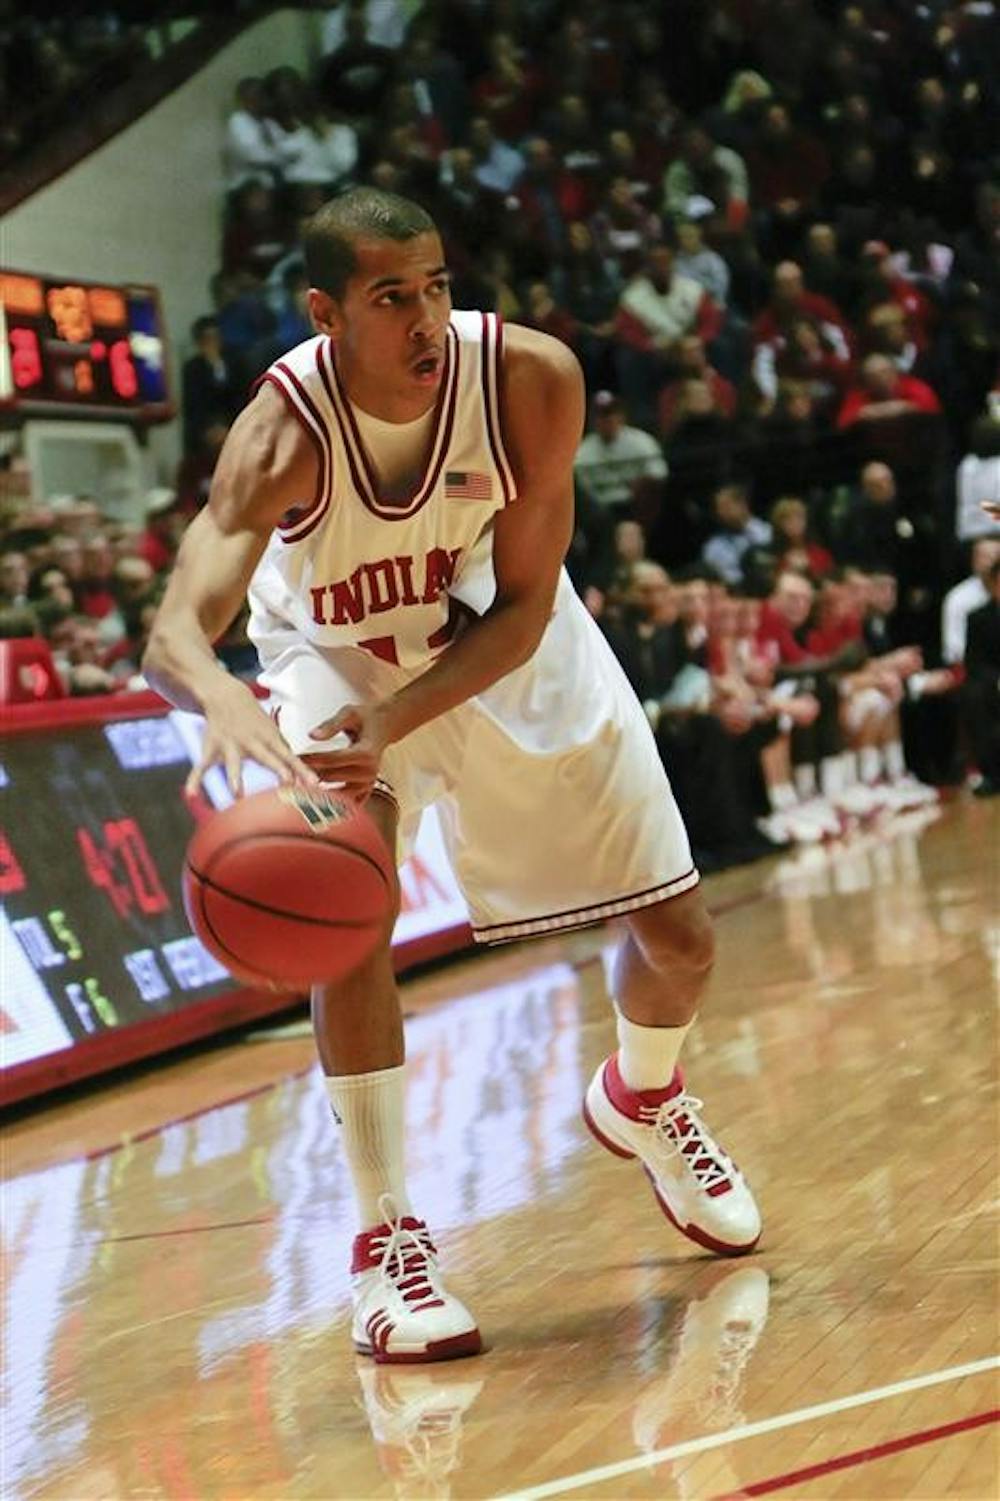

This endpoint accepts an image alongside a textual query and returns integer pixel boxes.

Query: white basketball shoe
[584,1055,761,1255]
[352,1196,482,1364]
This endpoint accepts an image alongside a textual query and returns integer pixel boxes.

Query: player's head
[303,188,451,406]
[304,188,436,301]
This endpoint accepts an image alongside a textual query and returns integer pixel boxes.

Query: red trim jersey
[248,311,516,671]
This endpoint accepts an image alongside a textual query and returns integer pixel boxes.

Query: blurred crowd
[3,0,999,865]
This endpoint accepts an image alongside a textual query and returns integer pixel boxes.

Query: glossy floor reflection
[4,799,998,1500]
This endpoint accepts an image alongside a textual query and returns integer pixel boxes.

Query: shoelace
[368,1193,444,1312]
[638,1093,734,1194]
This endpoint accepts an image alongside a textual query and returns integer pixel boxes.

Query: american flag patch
[445,470,491,501]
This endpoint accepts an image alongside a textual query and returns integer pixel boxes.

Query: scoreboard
[0,269,172,423]
[1,694,471,1105]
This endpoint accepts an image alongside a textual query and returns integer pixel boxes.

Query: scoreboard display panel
[1,695,471,1105]
[0,269,172,422]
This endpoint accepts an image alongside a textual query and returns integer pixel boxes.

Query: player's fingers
[253,738,321,786]
[310,705,362,742]
[224,743,243,797]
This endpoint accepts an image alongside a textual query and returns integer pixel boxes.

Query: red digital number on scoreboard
[109,339,139,400]
[0,832,27,894]
[10,328,43,390]
[77,818,170,918]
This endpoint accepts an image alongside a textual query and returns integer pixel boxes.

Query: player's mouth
[410,350,443,383]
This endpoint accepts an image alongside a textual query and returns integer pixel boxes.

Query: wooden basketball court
[4,799,998,1500]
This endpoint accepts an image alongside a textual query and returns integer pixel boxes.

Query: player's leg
[314,792,481,1364]
[584,887,762,1255]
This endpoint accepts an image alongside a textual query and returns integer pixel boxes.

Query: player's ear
[309,289,342,338]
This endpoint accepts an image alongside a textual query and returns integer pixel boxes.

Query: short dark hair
[191,315,218,341]
[303,187,437,300]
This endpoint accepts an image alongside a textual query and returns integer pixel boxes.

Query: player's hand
[306,702,391,801]
[187,692,321,798]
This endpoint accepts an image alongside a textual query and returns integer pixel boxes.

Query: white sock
[885,739,906,780]
[324,1066,411,1229]
[859,745,882,784]
[820,755,843,798]
[769,781,797,812]
[616,1011,692,1092]
[793,762,817,800]
[840,750,860,787]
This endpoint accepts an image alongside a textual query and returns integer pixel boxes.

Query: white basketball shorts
[254,571,698,943]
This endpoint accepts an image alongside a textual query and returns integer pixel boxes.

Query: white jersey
[248,311,516,671]
[248,309,698,941]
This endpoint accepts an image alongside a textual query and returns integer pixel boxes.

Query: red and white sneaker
[352,1196,482,1364]
[583,1055,761,1256]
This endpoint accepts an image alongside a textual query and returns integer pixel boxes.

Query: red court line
[713,1408,1000,1499]
[101,1212,277,1245]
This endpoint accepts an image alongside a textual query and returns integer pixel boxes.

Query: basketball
[182,786,394,989]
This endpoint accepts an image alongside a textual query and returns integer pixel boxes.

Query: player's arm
[142,385,322,793]
[311,326,583,779]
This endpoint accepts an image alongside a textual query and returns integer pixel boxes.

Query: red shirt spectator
[837,355,943,430]
[752,262,852,358]
[860,242,937,351]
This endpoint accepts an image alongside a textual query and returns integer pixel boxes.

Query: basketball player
[144,188,761,1364]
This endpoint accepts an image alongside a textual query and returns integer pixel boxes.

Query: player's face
[312,233,453,411]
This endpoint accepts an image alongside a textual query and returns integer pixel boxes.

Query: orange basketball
[183,786,394,989]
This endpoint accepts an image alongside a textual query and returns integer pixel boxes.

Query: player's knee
[630,889,715,978]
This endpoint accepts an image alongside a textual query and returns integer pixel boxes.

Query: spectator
[662,125,749,232]
[673,217,731,308]
[320,0,411,55]
[274,95,359,201]
[589,175,661,273]
[76,534,117,622]
[857,239,937,352]
[522,280,577,349]
[769,496,834,579]
[752,260,852,367]
[573,392,667,520]
[27,564,74,612]
[836,353,943,430]
[472,29,541,140]
[552,220,619,389]
[0,550,29,607]
[955,417,1000,544]
[467,114,524,195]
[754,315,852,414]
[399,30,468,148]
[223,77,284,193]
[176,417,231,514]
[181,316,241,454]
[837,461,937,618]
[942,536,1000,665]
[701,484,772,587]
[963,558,1000,795]
[221,181,289,281]
[138,490,185,574]
[745,102,830,253]
[800,221,859,315]
[316,6,396,124]
[511,137,580,261]
[615,243,724,421]
[656,335,736,440]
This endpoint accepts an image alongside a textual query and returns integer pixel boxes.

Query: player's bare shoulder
[209,380,321,535]
[500,324,586,490]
